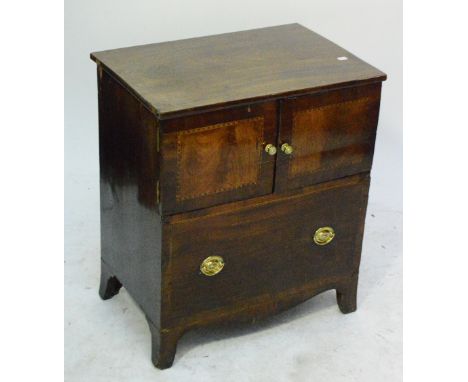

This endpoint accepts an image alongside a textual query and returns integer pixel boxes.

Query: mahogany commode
[91,23,386,369]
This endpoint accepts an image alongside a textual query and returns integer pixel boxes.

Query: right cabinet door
[275,83,382,192]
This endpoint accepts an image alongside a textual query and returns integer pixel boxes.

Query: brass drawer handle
[264,143,277,156]
[281,143,293,155]
[200,256,225,276]
[314,227,335,245]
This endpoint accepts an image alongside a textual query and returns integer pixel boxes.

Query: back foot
[99,260,122,300]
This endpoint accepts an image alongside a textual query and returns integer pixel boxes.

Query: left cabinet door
[160,102,278,214]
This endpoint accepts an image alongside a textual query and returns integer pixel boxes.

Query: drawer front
[276,83,381,192]
[160,102,277,214]
[162,174,369,323]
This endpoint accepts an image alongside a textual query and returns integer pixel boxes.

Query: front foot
[336,276,358,314]
[147,320,183,369]
[99,260,122,300]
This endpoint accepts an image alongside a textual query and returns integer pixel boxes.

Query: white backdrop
[65,1,402,381]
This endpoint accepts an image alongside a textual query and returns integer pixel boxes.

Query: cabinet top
[91,24,386,118]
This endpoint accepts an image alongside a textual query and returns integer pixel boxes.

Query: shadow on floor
[174,289,338,362]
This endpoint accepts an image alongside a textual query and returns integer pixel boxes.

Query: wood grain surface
[276,83,382,192]
[91,24,386,117]
[160,101,277,214]
[162,174,370,328]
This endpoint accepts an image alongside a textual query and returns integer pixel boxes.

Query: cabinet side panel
[98,66,161,327]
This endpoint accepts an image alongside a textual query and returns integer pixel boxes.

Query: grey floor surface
[65,174,402,382]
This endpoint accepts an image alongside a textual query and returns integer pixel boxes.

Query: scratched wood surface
[91,24,386,117]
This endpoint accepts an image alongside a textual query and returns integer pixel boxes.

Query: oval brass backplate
[313,227,335,246]
[200,256,225,276]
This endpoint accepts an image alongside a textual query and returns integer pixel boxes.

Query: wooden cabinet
[92,24,386,369]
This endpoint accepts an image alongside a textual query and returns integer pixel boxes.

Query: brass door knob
[281,143,294,155]
[314,227,335,245]
[264,144,277,156]
[200,256,225,276]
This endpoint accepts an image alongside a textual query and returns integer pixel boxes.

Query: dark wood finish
[147,320,184,369]
[92,24,386,369]
[160,102,277,214]
[275,83,382,192]
[99,260,122,300]
[162,174,369,327]
[97,67,162,329]
[336,275,359,314]
[91,24,386,118]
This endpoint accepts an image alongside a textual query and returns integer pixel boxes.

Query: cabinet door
[161,102,277,214]
[275,83,382,192]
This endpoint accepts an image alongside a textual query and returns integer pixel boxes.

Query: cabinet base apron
[100,264,360,369]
